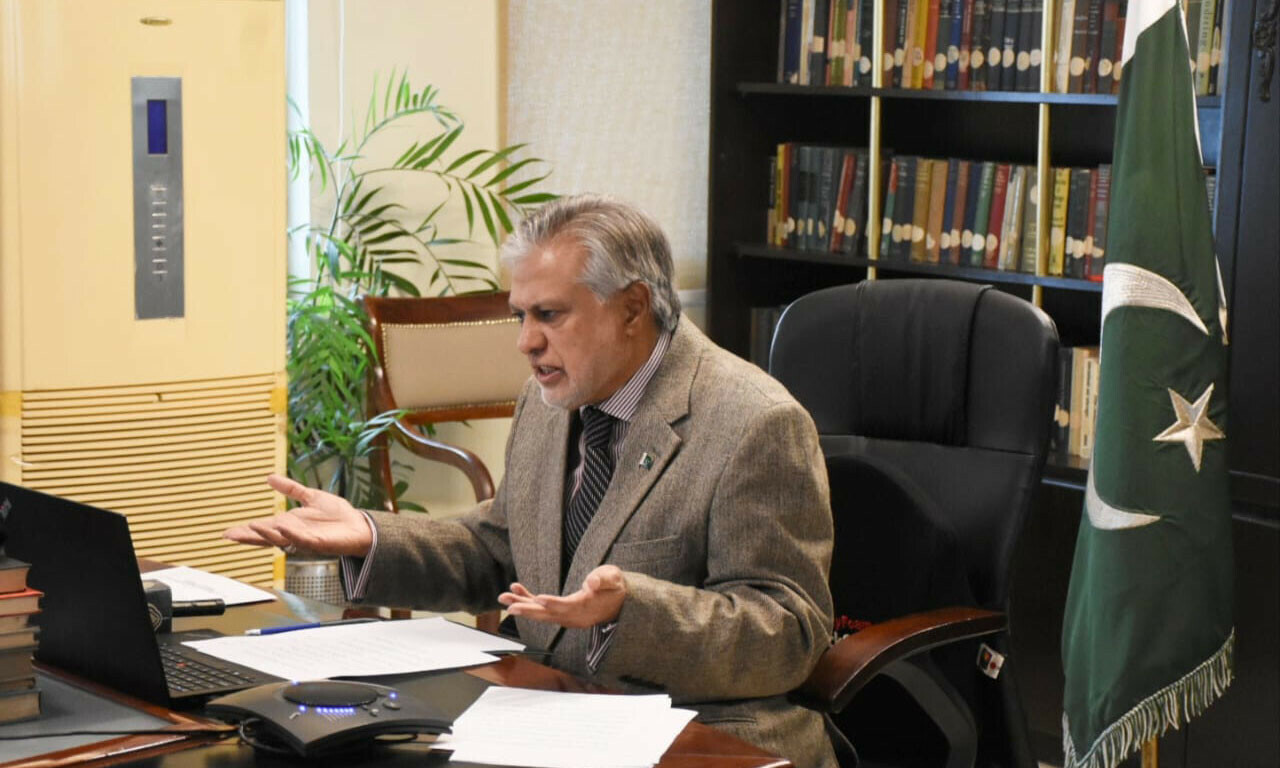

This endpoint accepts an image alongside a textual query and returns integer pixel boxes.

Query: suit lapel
[561,321,701,593]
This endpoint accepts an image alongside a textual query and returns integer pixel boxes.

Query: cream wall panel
[306,1,511,517]
[505,1,711,292]
[8,0,285,390]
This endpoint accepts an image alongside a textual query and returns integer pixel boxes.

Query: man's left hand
[498,565,627,628]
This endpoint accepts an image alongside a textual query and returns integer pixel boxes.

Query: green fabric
[1060,5,1234,768]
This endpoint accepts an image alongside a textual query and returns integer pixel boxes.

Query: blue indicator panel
[147,100,168,155]
[131,77,184,319]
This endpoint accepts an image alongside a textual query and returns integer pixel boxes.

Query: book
[910,158,934,261]
[959,0,979,89]
[1097,0,1120,93]
[1083,167,1099,278]
[924,0,943,88]
[881,156,901,257]
[893,156,919,260]
[1068,0,1091,92]
[949,159,972,264]
[843,151,871,256]
[775,145,790,247]
[0,627,37,652]
[1085,0,1105,93]
[926,159,949,261]
[1015,0,1036,90]
[895,0,913,86]
[814,146,840,251]
[969,160,996,266]
[913,0,931,88]
[0,645,36,680]
[1027,0,1044,88]
[939,157,961,257]
[1089,164,1111,280]
[781,0,805,84]
[0,686,40,725]
[0,613,36,634]
[1019,166,1041,273]
[810,0,832,85]
[885,0,903,86]
[1065,167,1092,278]
[1055,0,1077,91]
[999,165,1028,270]
[961,160,988,260]
[1111,0,1127,91]
[971,0,994,89]
[985,0,1008,90]
[999,0,1021,90]
[1079,348,1101,459]
[830,152,856,252]
[0,587,41,618]
[0,557,31,594]
[946,0,967,88]
[828,0,848,85]
[767,154,777,246]
[800,0,815,85]
[936,0,956,89]
[1051,346,1074,454]
[1048,167,1071,275]
[1068,346,1092,456]
[1194,0,1216,94]
[984,163,1011,268]
[0,675,36,693]
[857,0,876,85]
[794,144,814,250]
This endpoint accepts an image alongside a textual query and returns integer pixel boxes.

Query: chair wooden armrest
[390,419,496,502]
[796,606,1006,713]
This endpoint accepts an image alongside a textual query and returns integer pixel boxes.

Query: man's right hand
[222,474,374,557]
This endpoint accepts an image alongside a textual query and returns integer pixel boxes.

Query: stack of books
[1050,346,1101,459]
[879,156,1041,273]
[0,555,41,724]
[775,0,1048,92]
[768,144,873,258]
[1046,164,1111,280]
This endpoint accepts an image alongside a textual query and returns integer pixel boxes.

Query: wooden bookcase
[707,0,1224,487]
[708,1,1277,765]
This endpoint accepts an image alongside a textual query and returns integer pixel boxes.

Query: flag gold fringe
[1062,630,1235,768]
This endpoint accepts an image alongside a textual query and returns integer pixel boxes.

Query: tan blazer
[361,319,837,768]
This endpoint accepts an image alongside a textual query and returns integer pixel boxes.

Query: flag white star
[1152,383,1225,472]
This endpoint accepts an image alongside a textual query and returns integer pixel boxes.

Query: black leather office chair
[775,279,1058,768]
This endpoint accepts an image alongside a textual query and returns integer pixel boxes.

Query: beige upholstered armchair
[362,292,528,632]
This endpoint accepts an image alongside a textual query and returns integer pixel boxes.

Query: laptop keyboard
[159,644,268,693]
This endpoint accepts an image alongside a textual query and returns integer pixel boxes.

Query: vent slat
[21,375,284,584]
[21,414,275,441]
[22,375,276,400]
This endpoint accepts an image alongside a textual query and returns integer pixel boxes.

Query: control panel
[131,77,184,319]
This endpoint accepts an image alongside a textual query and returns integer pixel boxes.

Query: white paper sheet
[183,617,525,679]
[438,687,697,768]
[141,566,276,606]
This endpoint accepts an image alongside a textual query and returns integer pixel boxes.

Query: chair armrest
[391,419,495,501]
[795,606,1006,713]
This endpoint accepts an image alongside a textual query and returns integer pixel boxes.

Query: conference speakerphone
[206,680,452,757]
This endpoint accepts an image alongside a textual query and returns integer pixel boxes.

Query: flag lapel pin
[638,452,654,470]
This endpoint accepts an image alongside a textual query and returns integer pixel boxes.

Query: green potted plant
[285,72,554,513]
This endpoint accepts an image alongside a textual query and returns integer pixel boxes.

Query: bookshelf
[708,3,1277,764]
[706,0,1223,485]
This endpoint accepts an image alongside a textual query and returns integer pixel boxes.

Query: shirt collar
[586,325,675,425]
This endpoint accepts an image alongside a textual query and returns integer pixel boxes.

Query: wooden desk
[2,566,790,768]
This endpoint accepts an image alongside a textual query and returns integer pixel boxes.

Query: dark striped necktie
[563,406,616,563]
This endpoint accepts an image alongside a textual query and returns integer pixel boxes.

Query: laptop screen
[2,482,171,706]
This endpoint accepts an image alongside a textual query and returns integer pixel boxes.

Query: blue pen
[244,618,381,636]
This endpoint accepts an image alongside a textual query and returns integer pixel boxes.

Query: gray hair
[499,194,681,332]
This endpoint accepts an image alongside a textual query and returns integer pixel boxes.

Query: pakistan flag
[1060,0,1234,766]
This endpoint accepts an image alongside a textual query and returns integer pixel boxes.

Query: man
[226,195,837,767]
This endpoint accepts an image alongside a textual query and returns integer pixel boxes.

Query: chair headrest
[771,280,989,446]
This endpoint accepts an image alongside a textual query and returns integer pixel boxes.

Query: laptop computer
[1,482,280,707]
